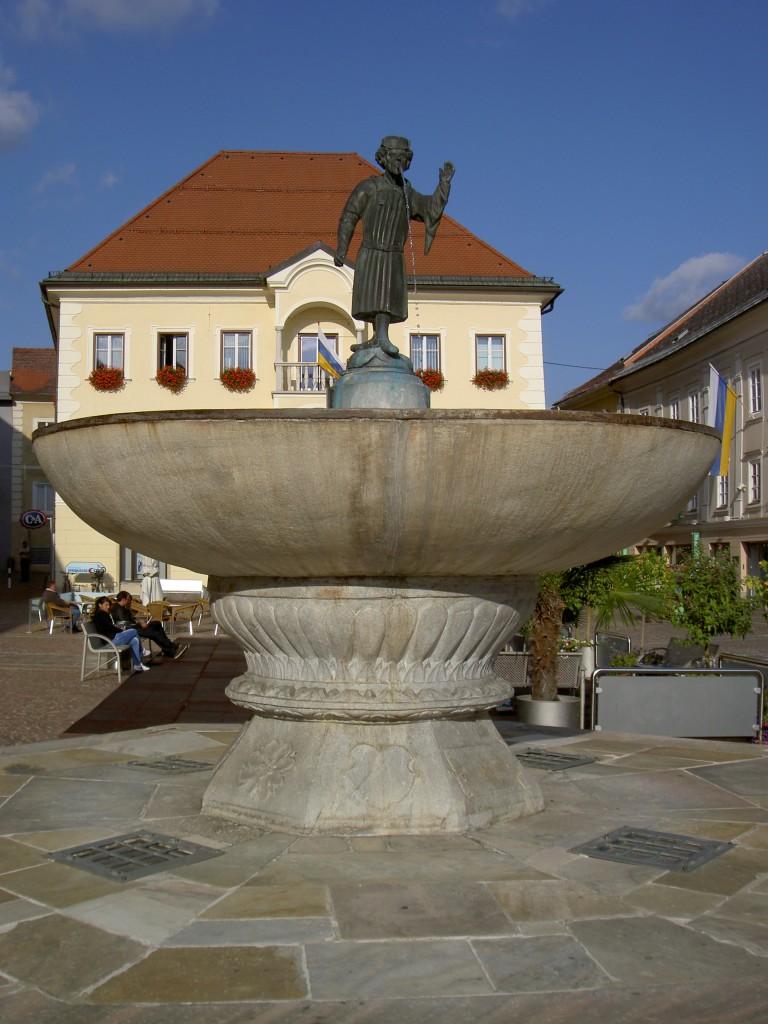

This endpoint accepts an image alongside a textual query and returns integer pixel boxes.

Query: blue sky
[1,0,766,404]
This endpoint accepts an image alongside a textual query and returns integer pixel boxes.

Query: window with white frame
[298,332,338,392]
[669,397,680,419]
[748,366,762,415]
[688,391,700,423]
[638,407,650,416]
[475,334,505,371]
[33,481,55,516]
[158,333,188,371]
[749,458,762,504]
[94,333,124,369]
[221,331,252,371]
[410,333,440,371]
[716,475,729,509]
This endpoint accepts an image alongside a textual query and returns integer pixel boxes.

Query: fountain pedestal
[202,576,543,833]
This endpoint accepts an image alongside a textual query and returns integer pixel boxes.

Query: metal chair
[81,620,132,683]
[28,597,44,631]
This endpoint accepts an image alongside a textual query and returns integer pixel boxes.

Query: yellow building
[40,150,562,585]
[555,252,768,577]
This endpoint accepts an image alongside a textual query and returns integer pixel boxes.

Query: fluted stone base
[202,575,543,834]
[202,714,543,834]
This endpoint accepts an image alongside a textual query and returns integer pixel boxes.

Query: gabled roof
[58,151,544,283]
[10,347,56,396]
[555,252,768,406]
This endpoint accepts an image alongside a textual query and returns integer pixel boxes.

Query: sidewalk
[0,585,767,1021]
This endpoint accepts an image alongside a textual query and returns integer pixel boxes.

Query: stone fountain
[33,137,720,835]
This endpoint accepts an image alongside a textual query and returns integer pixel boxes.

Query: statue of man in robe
[335,136,454,368]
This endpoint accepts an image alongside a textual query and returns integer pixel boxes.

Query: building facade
[555,252,768,577]
[7,349,56,577]
[40,150,562,586]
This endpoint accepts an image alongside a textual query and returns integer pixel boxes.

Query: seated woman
[90,596,150,673]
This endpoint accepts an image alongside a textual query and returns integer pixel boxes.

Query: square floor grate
[49,830,223,882]
[516,748,597,771]
[126,757,214,774]
[570,826,733,872]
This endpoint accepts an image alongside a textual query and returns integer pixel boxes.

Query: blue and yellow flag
[707,364,737,477]
[317,327,345,379]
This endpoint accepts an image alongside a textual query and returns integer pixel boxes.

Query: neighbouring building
[555,252,768,578]
[8,348,56,577]
[0,370,12,573]
[40,149,562,586]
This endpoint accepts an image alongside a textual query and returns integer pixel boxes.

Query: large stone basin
[34,409,719,834]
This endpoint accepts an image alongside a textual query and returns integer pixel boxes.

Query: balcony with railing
[275,362,335,394]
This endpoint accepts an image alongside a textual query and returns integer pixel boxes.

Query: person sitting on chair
[112,591,188,660]
[40,579,81,633]
[91,596,149,673]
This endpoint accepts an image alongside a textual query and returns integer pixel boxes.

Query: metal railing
[275,362,334,394]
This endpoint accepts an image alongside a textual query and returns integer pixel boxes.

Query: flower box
[471,369,509,391]
[88,366,125,392]
[155,365,188,393]
[416,368,445,392]
[220,367,256,392]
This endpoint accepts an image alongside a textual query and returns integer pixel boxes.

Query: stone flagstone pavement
[0,723,767,1022]
[0,585,768,1020]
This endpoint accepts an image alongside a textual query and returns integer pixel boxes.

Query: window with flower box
[475,334,505,372]
[221,331,252,371]
[94,333,124,369]
[410,333,440,371]
[158,333,188,372]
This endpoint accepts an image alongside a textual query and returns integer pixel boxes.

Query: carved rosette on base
[202,575,545,834]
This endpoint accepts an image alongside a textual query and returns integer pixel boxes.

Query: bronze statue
[335,136,454,368]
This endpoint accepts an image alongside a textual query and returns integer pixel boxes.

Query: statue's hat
[380,135,411,149]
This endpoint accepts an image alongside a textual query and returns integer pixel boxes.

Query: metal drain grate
[571,826,733,871]
[49,830,223,882]
[126,756,214,774]
[516,748,597,771]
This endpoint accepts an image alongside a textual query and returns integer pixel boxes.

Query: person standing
[18,541,31,583]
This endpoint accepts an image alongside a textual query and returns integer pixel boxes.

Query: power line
[544,360,606,370]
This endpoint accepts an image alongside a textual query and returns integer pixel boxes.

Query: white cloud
[623,253,745,324]
[100,170,120,188]
[15,0,219,36]
[497,0,555,20]
[34,161,77,193]
[0,67,40,150]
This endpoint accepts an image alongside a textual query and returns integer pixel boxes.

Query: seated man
[112,591,188,660]
[40,579,82,633]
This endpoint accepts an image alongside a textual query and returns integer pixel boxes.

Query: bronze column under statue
[332,136,454,403]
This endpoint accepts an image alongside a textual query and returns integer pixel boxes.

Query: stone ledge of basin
[32,408,722,434]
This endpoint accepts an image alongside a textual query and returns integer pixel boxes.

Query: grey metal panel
[592,668,762,738]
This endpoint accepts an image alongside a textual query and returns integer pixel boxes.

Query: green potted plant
[88,365,125,392]
[220,366,256,392]
[155,365,187,393]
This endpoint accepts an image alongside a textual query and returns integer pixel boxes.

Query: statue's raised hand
[440,162,455,184]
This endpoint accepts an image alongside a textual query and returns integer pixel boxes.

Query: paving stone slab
[573,769,758,814]
[0,913,145,998]
[330,881,517,939]
[488,878,632,922]
[622,883,725,919]
[0,777,154,833]
[472,934,609,992]
[305,939,493,1000]
[88,945,307,1003]
[690,759,768,797]
[571,916,767,985]
[691,914,768,956]
[201,882,329,919]
[654,845,768,896]
[164,916,334,945]
[0,859,126,907]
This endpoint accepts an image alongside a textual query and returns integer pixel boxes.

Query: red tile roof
[65,151,536,281]
[10,347,56,396]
